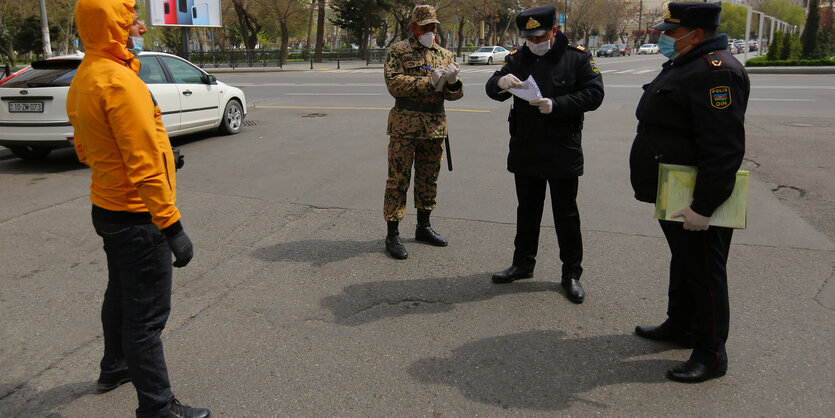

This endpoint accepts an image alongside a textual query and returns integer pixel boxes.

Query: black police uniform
[630,3,750,375]
[486,7,604,282]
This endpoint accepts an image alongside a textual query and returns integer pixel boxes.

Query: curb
[745,66,835,74]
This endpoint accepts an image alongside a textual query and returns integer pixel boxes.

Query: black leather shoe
[666,359,726,383]
[168,398,211,418]
[561,278,585,304]
[635,322,695,348]
[491,265,533,283]
[95,369,130,393]
[385,234,408,259]
[415,225,448,246]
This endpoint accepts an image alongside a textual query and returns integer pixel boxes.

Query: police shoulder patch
[569,44,586,52]
[589,57,600,75]
[510,50,519,55]
[709,86,732,109]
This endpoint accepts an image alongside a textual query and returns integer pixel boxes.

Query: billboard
[145,0,222,27]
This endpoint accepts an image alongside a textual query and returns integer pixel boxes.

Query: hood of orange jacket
[75,0,141,73]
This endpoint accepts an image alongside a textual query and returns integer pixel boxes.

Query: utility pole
[39,0,53,58]
[638,0,643,47]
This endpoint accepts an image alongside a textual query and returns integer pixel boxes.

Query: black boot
[385,221,408,260]
[415,209,448,246]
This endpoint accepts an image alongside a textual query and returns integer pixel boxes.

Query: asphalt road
[0,54,833,416]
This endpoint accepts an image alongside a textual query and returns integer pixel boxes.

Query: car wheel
[219,99,243,135]
[487,57,493,65]
[10,146,52,160]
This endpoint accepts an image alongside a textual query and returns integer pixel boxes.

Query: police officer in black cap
[486,6,604,304]
[630,2,750,382]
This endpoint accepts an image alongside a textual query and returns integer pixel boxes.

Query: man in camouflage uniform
[383,4,463,260]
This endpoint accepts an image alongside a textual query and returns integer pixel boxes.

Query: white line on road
[750,98,816,101]
[284,93,383,96]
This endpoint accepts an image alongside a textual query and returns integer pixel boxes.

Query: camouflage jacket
[384,37,463,139]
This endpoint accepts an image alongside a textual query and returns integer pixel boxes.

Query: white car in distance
[466,46,511,65]
[0,51,247,160]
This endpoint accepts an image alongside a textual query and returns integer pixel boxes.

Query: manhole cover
[243,120,257,126]
[299,113,327,118]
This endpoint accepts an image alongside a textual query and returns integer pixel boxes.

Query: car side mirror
[203,74,217,84]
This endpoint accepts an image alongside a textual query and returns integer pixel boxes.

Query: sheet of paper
[503,76,542,101]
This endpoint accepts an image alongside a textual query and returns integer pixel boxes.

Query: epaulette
[509,50,519,55]
[702,51,725,70]
[568,44,587,52]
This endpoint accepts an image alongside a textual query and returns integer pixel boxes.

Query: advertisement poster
[146,0,222,27]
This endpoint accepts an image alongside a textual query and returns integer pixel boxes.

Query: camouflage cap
[411,5,440,26]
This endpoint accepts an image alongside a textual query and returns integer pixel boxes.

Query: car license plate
[9,102,44,113]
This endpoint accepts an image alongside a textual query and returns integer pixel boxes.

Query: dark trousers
[93,217,174,417]
[660,220,732,369]
[512,174,583,279]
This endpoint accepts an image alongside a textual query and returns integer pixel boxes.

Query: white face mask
[418,32,435,48]
[527,38,551,56]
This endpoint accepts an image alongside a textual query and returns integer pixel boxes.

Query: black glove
[162,221,193,268]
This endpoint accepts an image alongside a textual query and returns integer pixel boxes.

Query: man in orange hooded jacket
[67,1,208,416]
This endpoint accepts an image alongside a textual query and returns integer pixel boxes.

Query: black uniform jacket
[630,34,749,217]
[486,32,604,179]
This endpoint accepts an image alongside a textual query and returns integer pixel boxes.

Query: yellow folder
[654,163,749,229]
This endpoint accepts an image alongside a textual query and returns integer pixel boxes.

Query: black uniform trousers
[93,215,175,418]
[512,174,583,279]
[660,220,732,369]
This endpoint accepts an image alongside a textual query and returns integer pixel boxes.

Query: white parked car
[0,51,247,160]
[466,46,511,65]
[638,43,659,54]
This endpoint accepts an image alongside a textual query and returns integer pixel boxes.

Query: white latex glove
[430,68,445,87]
[497,73,523,90]
[672,206,711,231]
[529,98,553,114]
[444,62,460,84]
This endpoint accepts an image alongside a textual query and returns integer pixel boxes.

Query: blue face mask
[129,36,143,56]
[658,30,695,60]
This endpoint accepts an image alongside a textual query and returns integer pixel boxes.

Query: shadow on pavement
[321,273,561,326]
[409,331,678,411]
[0,380,94,417]
[0,148,85,174]
[251,239,381,267]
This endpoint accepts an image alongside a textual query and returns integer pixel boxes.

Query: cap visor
[520,28,547,38]
[415,18,440,26]
[652,21,680,31]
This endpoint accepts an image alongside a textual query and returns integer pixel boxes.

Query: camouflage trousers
[384,136,444,221]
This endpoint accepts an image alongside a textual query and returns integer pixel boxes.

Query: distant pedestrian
[67,0,209,416]
[382,4,463,260]
[630,2,750,383]
[485,6,604,304]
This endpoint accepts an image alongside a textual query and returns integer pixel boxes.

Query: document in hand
[654,163,750,229]
[502,76,542,102]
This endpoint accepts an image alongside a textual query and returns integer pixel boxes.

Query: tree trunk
[457,17,464,56]
[314,0,325,62]
[280,21,290,65]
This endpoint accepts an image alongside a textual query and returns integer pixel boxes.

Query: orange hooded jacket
[68,0,180,230]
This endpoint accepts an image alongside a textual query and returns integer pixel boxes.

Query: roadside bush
[745,56,835,66]
[766,31,783,60]
[779,32,792,60]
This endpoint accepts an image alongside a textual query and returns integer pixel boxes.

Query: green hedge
[745,56,835,67]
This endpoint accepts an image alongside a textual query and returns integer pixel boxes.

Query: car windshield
[1,60,80,88]
[602,44,617,48]
[641,44,653,48]
[476,47,493,52]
